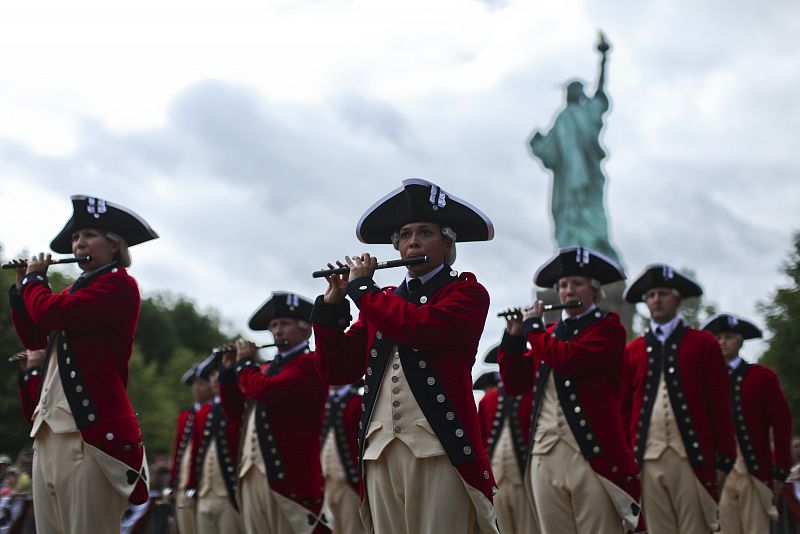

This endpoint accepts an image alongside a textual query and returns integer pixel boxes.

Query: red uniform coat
[321,386,362,491]
[477,387,533,478]
[729,361,793,484]
[17,367,42,422]
[186,399,241,508]
[219,345,328,516]
[168,406,196,489]
[10,264,148,504]
[620,324,736,500]
[311,268,497,502]
[497,310,641,503]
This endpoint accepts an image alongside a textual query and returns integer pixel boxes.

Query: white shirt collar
[651,315,682,342]
[79,261,118,279]
[278,341,308,358]
[728,356,743,370]
[561,303,598,322]
[193,402,203,411]
[405,263,445,287]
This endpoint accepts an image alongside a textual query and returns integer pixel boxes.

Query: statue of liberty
[529,33,620,262]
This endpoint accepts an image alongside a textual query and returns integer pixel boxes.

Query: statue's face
[566,82,585,104]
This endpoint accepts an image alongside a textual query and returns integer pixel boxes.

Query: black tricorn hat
[50,195,159,254]
[196,353,218,380]
[473,371,500,391]
[534,246,625,288]
[180,364,199,385]
[483,344,501,365]
[702,314,762,340]
[356,178,494,244]
[248,292,314,331]
[623,264,703,303]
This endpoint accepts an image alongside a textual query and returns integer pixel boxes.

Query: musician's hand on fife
[323,260,349,304]
[504,315,523,336]
[10,259,28,290]
[523,300,545,321]
[235,338,257,362]
[219,343,237,370]
[346,253,378,282]
[26,252,52,275]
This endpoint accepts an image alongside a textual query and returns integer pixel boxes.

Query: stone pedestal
[535,280,634,335]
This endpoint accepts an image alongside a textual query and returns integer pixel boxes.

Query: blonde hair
[105,232,131,267]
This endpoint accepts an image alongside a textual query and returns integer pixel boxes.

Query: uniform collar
[277,341,309,359]
[651,315,682,342]
[405,263,445,287]
[562,303,598,322]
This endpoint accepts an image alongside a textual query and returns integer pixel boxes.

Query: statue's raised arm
[596,31,610,97]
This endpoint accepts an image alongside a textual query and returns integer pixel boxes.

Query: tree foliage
[0,246,231,456]
[758,231,800,434]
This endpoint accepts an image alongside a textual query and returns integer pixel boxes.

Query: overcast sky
[1,0,798,372]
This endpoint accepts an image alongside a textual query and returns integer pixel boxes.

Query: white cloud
[1,0,798,368]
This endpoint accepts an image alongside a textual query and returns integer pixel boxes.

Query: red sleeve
[313,315,370,386]
[354,281,489,352]
[497,333,535,396]
[701,336,736,464]
[10,284,48,349]
[238,355,327,410]
[18,369,41,423]
[764,368,793,477]
[530,318,626,379]
[618,346,636,445]
[168,411,187,487]
[20,274,138,332]
[219,374,246,425]
[477,392,494,448]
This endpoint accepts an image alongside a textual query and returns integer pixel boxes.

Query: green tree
[758,231,800,434]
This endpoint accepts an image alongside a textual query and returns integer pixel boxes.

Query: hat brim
[483,344,500,365]
[623,264,703,303]
[534,246,625,288]
[356,178,494,244]
[702,314,762,340]
[472,371,500,390]
[248,291,314,331]
[50,195,159,254]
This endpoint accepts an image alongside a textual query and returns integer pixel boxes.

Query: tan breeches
[495,479,537,534]
[176,489,197,534]
[529,441,625,534]
[32,426,128,534]
[240,468,298,534]
[324,477,364,534]
[719,470,771,534]
[642,448,715,534]
[363,440,478,534]
[196,493,244,534]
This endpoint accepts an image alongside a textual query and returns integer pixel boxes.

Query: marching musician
[476,348,537,534]
[311,178,499,533]
[620,265,737,533]
[702,313,792,534]
[8,195,158,533]
[497,246,641,533]
[188,356,244,534]
[321,380,365,534]
[218,292,329,533]
[166,364,211,534]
